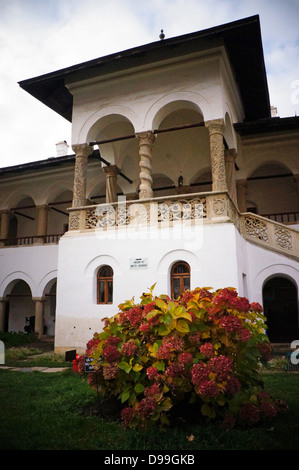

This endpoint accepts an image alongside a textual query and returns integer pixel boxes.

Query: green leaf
[155,297,168,312]
[134,383,145,394]
[153,361,165,372]
[121,390,130,403]
[161,312,172,325]
[118,361,132,373]
[133,363,143,372]
[175,318,190,333]
[158,324,171,336]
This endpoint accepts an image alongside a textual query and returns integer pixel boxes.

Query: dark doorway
[262,277,299,342]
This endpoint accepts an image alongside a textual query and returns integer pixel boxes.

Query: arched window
[171,261,190,299]
[97,265,113,304]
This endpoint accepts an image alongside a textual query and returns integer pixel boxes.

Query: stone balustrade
[67,191,299,261]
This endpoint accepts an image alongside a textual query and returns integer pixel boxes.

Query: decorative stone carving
[72,143,93,208]
[69,211,80,230]
[274,226,292,251]
[242,216,269,242]
[205,119,227,192]
[136,131,155,199]
[83,195,207,230]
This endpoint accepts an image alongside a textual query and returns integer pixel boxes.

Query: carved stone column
[236,179,248,213]
[103,165,120,203]
[136,131,155,199]
[72,144,93,208]
[225,148,238,205]
[205,119,227,192]
[33,298,45,337]
[36,205,50,244]
[0,210,11,246]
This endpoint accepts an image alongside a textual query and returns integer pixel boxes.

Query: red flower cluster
[257,341,272,361]
[126,307,144,327]
[220,314,243,333]
[86,335,100,355]
[157,335,184,360]
[121,407,134,426]
[144,383,160,397]
[239,402,260,425]
[121,341,137,357]
[198,379,219,398]
[200,343,214,358]
[103,345,120,363]
[189,332,201,344]
[250,302,263,312]
[179,352,193,365]
[105,336,121,346]
[191,362,210,386]
[103,363,119,380]
[214,288,250,312]
[138,397,156,417]
[238,328,252,342]
[140,322,151,333]
[146,366,159,380]
[209,355,233,381]
[226,376,241,395]
[143,302,156,313]
[165,362,184,378]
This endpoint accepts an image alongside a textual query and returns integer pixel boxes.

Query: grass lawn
[0,368,299,451]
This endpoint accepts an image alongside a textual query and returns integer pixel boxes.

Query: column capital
[36,204,51,211]
[0,209,12,216]
[72,143,94,158]
[135,131,156,145]
[205,118,225,134]
[103,165,120,177]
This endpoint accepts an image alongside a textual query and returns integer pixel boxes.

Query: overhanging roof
[234,116,299,135]
[18,15,270,123]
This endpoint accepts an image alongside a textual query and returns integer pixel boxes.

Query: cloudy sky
[1,0,299,168]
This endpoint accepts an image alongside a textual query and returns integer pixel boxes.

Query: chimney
[56,140,69,156]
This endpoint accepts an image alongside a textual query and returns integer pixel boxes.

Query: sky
[0,0,299,168]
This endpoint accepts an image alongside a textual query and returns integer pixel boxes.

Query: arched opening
[10,196,37,244]
[152,102,209,191]
[5,280,34,333]
[97,265,114,304]
[171,261,191,299]
[48,190,73,239]
[247,162,298,223]
[43,280,57,336]
[190,169,212,193]
[262,276,299,342]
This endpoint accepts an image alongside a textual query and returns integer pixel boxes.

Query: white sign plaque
[130,258,148,269]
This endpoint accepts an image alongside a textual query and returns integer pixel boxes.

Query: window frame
[170,261,191,299]
[97,265,113,304]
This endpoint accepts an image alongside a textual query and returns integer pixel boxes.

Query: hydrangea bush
[77,286,288,429]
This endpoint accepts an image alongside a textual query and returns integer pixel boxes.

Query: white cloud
[0,0,298,168]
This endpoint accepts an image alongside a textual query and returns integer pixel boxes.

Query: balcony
[68,191,299,261]
[0,233,63,247]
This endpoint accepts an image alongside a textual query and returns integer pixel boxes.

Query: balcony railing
[67,191,299,261]
[240,213,299,259]
[0,233,63,247]
[262,211,299,225]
